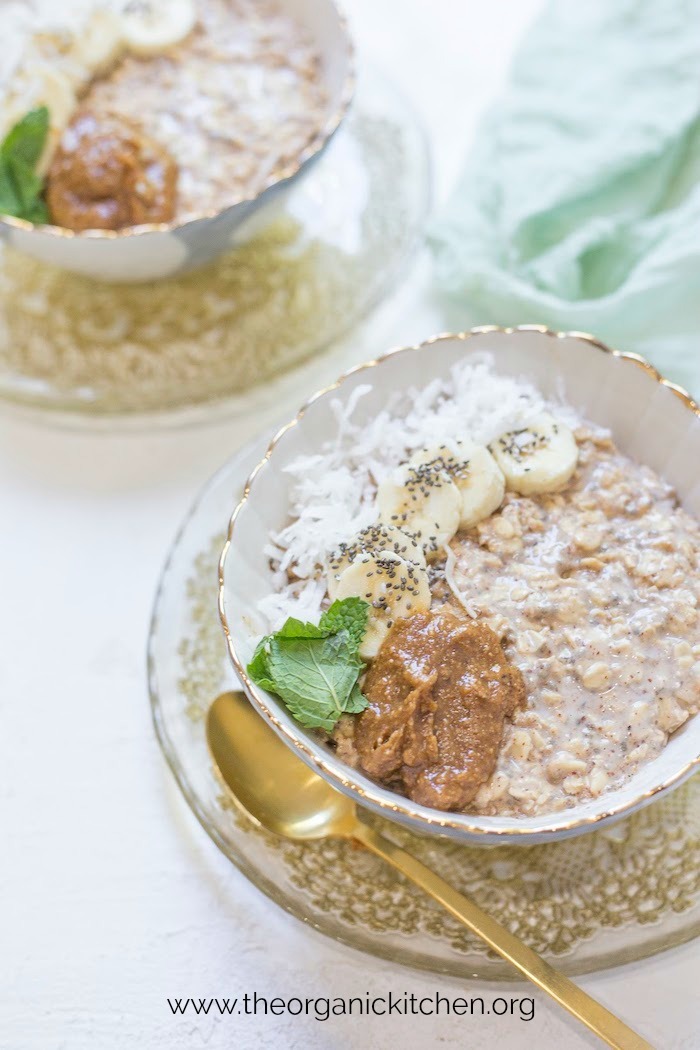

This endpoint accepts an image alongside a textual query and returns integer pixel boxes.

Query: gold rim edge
[218,325,700,839]
[0,1,356,243]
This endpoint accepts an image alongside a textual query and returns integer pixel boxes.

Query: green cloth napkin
[429,0,700,397]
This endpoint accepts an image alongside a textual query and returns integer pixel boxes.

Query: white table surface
[2,3,698,1048]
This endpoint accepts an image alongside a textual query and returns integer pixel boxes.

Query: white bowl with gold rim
[219,326,700,845]
[0,0,354,284]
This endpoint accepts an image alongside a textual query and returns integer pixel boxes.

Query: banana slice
[119,0,197,57]
[327,523,426,600]
[410,440,505,529]
[491,413,579,496]
[71,7,125,77]
[377,460,461,558]
[334,551,431,659]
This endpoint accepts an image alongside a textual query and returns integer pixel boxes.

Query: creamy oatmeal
[443,425,700,815]
[83,0,327,221]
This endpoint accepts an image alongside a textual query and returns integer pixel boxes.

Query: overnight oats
[0,0,328,230]
[245,356,700,817]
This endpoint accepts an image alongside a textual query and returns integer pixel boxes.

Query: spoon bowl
[207,689,356,839]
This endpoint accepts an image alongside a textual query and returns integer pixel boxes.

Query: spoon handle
[353,821,653,1050]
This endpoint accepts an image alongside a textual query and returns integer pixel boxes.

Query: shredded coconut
[258,353,579,631]
[444,543,479,619]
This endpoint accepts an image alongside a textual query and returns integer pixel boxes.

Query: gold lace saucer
[148,434,700,979]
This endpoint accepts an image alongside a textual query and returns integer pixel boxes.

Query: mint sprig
[247,598,370,732]
[0,107,50,223]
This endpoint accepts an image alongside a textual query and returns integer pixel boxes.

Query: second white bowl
[0,0,354,283]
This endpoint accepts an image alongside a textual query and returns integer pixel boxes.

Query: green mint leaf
[275,617,328,640]
[0,157,21,215]
[266,633,363,732]
[7,156,42,209]
[245,598,370,731]
[2,107,49,167]
[247,637,277,694]
[0,108,49,222]
[21,195,50,224]
[344,681,369,715]
[319,598,369,651]
[274,696,337,733]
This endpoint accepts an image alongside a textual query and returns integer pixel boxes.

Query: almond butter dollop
[45,111,178,231]
[346,609,526,811]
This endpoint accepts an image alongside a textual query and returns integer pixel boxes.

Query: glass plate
[148,434,700,980]
[0,63,429,422]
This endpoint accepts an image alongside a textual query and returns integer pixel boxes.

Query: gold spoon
[207,691,652,1050]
